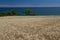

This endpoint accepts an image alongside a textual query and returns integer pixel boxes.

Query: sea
[0,7,60,16]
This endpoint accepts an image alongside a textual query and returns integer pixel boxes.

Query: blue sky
[0,0,60,7]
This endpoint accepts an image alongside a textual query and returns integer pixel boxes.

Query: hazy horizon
[0,5,60,7]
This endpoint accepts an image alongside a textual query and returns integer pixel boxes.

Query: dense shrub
[0,10,20,16]
[23,9,37,16]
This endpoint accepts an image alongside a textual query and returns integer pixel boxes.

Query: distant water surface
[0,7,60,15]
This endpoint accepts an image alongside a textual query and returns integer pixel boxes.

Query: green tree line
[0,10,20,16]
[0,9,37,16]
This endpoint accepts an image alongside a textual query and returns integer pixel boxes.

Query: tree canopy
[0,10,20,16]
[23,9,37,16]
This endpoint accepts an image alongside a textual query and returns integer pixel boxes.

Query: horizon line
[0,5,60,7]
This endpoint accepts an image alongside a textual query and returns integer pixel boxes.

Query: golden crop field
[0,16,60,40]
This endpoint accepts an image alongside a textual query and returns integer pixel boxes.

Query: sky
[0,0,60,7]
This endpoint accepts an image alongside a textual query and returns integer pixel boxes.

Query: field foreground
[0,16,60,40]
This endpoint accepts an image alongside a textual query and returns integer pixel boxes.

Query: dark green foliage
[29,13,38,16]
[23,9,32,15]
[0,9,38,16]
[0,10,20,16]
[11,10,19,16]
[23,9,37,16]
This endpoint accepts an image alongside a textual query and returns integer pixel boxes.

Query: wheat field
[0,16,60,40]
